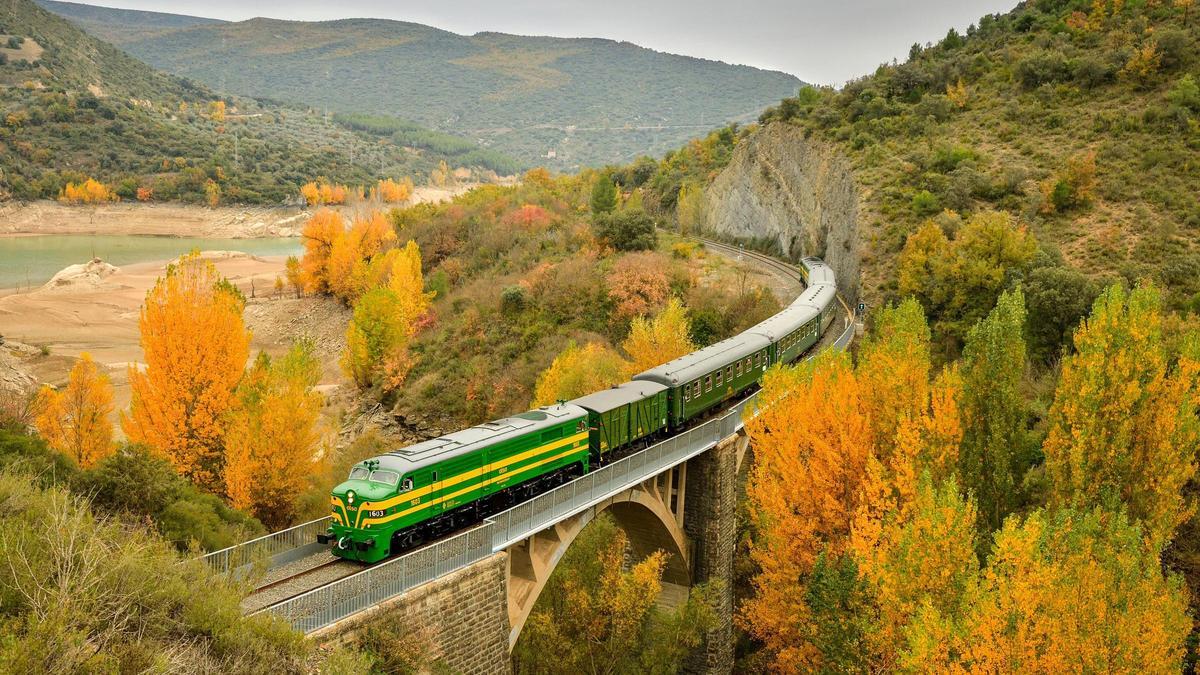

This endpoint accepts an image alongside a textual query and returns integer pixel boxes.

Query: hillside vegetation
[37,0,802,169]
[760,1,1200,316]
[0,0,517,204]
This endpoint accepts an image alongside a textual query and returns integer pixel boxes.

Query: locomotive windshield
[348,467,368,480]
[369,470,400,486]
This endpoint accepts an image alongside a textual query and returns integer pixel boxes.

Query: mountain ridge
[37,0,803,168]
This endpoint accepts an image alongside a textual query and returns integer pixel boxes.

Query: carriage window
[705,375,713,392]
[737,361,743,377]
[715,370,722,386]
[727,366,733,380]
[370,470,400,486]
[683,384,690,401]
[754,353,761,367]
[349,467,369,480]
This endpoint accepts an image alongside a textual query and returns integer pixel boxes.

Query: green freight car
[323,403,590,562]
[569,381,670,462]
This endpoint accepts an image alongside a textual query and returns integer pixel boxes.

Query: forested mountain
[0,0,518,204]
[36,0,803,169]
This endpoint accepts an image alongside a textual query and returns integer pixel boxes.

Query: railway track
[696,237,808,285]
[242,554,363,614]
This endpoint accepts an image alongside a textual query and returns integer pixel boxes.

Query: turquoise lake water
[0,235,303,289]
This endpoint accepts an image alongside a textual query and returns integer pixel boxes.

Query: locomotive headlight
[347,490,355,505]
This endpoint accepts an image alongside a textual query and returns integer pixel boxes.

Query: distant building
[545,149,557,159]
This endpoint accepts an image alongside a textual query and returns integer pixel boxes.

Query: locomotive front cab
[320,460,413,563]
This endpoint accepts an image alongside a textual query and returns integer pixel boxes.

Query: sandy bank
[0,252,350,431]
[0,185,479,239]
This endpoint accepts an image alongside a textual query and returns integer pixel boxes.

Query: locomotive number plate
[367,510,386,518]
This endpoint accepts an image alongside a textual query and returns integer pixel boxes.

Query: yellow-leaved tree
[532,342,628,407]
[224,340,325,528]
[122,252,250,492]
[905,507,1190,672]
[388,239,435,325]
[621,297,697,376]
[342,287,414,393]
[1043,283,1200,547]
[34,353,115,468]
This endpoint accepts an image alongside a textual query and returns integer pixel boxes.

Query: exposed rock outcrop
[703,123,860,302]
[41,257,119,291]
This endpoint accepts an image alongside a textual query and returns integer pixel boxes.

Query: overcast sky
[80,0,1019,85]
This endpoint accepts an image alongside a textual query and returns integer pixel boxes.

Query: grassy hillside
[0,0,518,204]
[36,1,803,169]
[626,0,1200,354]
[759,0,1200,310]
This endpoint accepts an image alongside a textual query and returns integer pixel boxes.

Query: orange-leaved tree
[1043,282,1200,547]
[224,340,325,528]
[741,300,961,672]
[741,351,874,672]
[532,342,628,407]
[122,252,251,492]
[326,211,397,303]
[607,252,672,321]
[621,297,697,376]
[34,353,115,468]
[300,209,345,294]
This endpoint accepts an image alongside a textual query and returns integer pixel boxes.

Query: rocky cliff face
[703,123,860,302]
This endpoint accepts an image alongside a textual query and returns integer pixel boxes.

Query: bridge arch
[504,467,692,648]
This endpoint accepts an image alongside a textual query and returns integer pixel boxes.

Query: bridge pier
[682,432,743,673]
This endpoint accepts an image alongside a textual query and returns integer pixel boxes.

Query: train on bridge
[319,253,839,563]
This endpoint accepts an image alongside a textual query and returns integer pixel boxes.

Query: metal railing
[201,516,332,576]
[255,524,493,632]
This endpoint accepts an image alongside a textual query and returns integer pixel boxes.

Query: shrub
[594,208,657,251]
[911,190,942,216]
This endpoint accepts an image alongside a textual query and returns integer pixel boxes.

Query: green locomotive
[320,256,838,562]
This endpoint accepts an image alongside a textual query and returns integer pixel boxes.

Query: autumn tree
[207,100,226,122]
[907,507,1190,672]
[607,252,671,321]
[532,342,627,407]
[299,210,345,294]
[741,352,874,671]
[1043,283,1200,546]
[741,300,961,671]
[224,341,325,528]
[386,239,435,326]
[284,256,303,298]
[897,210,1037,347]
[59,178,117,204]
[33,353,114,468]
[513,514,718,674]
[376,177,413,204]
[122,252,251,492]
[342,287,413,394]
[326,211,396,303]
[675,182,705,235]
[621,297,697,375]
[959,289,1030,536]
[860,475,979,670]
